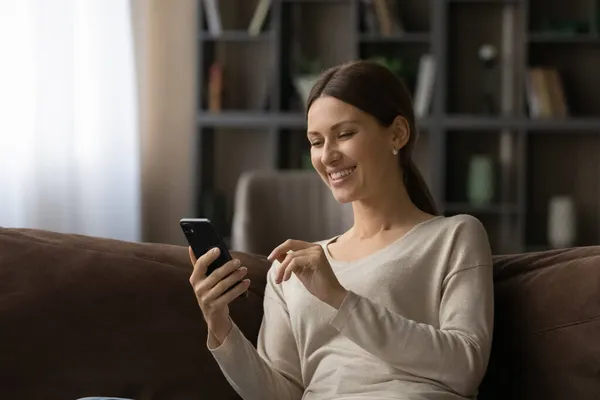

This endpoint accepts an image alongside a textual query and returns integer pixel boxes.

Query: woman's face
[307,95,406,204]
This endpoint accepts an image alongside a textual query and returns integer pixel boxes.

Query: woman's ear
[391,115,410,150]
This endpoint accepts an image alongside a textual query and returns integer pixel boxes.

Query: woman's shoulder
[401,214,492,273]
[430,212,481,225]
[434,214,493,270]
[435,213,488,235]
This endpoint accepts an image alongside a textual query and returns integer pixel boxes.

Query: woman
[189,60,494,400]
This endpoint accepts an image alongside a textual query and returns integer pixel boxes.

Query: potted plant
[369,55,417,93]
[293,55,322,107]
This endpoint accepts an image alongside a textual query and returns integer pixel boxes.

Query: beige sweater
[209,214,494,400]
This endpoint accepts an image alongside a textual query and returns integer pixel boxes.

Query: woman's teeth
[330,167,356,180]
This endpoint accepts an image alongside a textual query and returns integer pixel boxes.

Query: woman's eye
[310,140,323,147]
[339,131,355,139]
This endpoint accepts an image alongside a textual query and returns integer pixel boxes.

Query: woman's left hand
[267,239,348,309]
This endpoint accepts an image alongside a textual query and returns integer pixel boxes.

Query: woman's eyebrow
[307,120,360,136]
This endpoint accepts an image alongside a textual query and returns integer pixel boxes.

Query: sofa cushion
[480,247,600,400]
[0,227,270,400]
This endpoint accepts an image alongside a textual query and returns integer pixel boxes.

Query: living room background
[1,0,599,254]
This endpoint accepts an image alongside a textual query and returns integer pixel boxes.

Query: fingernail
[233,259,241,267]
[240,266,247,273]
[244,279,251,285]
[213,247,220,254]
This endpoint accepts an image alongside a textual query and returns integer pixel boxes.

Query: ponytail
[403,159,439,216]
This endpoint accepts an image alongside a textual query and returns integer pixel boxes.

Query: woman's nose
[321,142,341,165]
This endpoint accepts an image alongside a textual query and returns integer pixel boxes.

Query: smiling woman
[189,60,494,400]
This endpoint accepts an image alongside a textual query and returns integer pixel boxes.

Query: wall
[132,0,198,245]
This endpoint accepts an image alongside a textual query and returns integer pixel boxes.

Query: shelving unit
[196,0,600,254]
[198,30,275,41]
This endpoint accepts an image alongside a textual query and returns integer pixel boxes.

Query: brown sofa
[0,227,598,400]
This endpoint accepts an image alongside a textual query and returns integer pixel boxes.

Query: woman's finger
[205,266,248,302]
[188,246,197,264]
[267,241,292,263]
[212,278,252,309]
[189,247,220,283]
[283,255,313,282]
[203,258,243,288]
[279,247,312,268]
[268,239,312,262]
[275,250,303,283]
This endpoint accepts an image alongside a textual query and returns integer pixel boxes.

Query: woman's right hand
[189,247,251,345]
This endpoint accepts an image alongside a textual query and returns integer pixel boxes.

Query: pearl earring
[392,147,399,155]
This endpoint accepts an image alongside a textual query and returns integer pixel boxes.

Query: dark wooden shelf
[359,32,430,44]
[528,33,600,44]
[448,0,524,4]
[198,30,274,42]
[443,116,600,131]
[197,111,305,128]
[282,0,347,3]
[444,202,520,214]
[197,111,433,130]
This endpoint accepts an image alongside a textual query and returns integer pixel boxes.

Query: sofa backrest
[0,227,598,399]
[0,227,268,400]
[480,247,600,400]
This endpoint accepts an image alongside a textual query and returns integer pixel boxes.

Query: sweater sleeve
[329,216,494,398]
[209,261,304,400]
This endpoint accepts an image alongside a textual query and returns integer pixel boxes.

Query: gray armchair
[231,170,353,255]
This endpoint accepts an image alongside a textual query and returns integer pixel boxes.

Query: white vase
[293,75,319,106]
[547,196,576,249]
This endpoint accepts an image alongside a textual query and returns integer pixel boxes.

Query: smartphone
[180,218,233,276]
[181,218,247,298]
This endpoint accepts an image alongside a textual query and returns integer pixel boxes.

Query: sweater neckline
[323,215,444,267]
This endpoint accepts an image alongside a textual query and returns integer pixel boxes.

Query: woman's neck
[349,182,425,240]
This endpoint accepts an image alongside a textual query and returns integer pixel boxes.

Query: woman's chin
[321,174,361,203]
[331,188,358,204]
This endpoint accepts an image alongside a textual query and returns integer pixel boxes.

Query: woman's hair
[305,59,439,216]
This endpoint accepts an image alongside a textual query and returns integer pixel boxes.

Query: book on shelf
[208,62,223,112]
[361,0,379,34]
[525,67,569,119]
[202,0,222,36]
[385,0,405,34]
[413,54,436,119]
[370,0,404,36]
[248,0,272,36]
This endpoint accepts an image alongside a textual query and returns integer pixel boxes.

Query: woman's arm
[329,217,494,397]
[209,262,304,400]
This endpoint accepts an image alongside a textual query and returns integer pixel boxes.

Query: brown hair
[306,59,439,216]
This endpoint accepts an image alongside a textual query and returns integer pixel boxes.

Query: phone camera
[182,224,194,234]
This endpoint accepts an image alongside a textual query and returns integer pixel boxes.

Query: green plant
[370,55,418,93]
[295,55,322,75]
[370,56,405,77]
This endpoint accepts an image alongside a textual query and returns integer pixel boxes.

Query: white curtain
[0,0,141,241]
